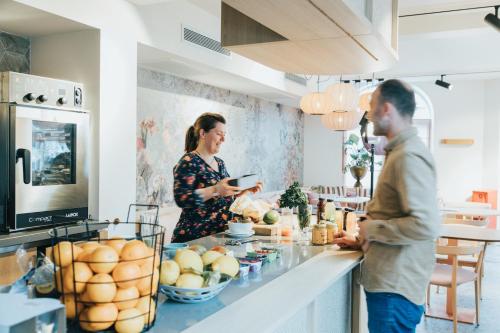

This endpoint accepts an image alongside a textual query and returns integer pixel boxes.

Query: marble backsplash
[0,32,30,73]
[137,67,304,206]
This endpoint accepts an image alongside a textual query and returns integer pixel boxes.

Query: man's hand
[332,231,361,250]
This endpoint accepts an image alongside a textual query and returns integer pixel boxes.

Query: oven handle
[16,148,31,184]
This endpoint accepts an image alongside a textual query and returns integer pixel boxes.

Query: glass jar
[298,205,312,231]
[346,212,358,234]
[324,199,336,222]
[334,208,344,232]
[326,222,338,244]
[312,224,327,245]
[280,207,294,237]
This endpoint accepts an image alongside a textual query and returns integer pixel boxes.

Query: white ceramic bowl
[228,221,253,235]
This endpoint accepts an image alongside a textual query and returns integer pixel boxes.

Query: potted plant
[344,134,370,187]
[279,182,310,231]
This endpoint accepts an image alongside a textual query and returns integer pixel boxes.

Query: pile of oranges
[52,238,160,333]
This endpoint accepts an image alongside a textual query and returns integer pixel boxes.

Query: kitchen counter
[151,233,364,333]
[0,222,106,254]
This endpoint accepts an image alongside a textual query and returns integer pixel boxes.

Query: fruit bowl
[160,276,232,303]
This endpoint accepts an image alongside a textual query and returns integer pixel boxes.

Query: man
[334,80,440,333]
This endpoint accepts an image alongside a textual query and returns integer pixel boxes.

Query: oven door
[13,105,89,230]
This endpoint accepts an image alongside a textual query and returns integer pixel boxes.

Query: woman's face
[199,122,226,154]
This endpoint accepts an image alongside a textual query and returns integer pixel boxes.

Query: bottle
[317,197,326,223]
[312,224,327,245]
[324,199,336,222]
[334,208,344,232]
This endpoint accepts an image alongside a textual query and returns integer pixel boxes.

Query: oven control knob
[57,97,67,105]
[37,95,48,103]
[23,93,35,102]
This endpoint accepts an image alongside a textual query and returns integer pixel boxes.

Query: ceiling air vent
[285,73,307,86]
[183,27,231,56]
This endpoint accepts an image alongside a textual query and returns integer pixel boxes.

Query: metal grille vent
[285,73,307,86]
[183,27,231,56]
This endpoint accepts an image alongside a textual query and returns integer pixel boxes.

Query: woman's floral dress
[172,152,234,242]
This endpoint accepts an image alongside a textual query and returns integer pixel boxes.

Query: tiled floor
[417,244,500,333]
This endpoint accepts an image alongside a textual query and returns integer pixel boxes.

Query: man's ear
[382,102,393,117]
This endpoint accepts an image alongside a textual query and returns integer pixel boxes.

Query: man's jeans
[365,291,424,333]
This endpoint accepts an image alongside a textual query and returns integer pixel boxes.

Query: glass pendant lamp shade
[300,92,333,115]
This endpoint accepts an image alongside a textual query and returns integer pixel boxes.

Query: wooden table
[426,224,500,324]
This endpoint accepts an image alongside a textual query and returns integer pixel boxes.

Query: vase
[350,166,368,188]
[297,205,311,230]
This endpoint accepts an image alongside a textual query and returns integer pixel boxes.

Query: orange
[135,296,156,325]
[112,262,141,289]
[52,241,82,267]
[63,262,93,293]
[136,265,159,296]
[105,238,127,256]
[61,293,83,319]
[86,273,117,303]
[113,286,140,310]
[115,308,145,333]
[120,240,148,264]
[86,303,118,331]
[89,246,119,273]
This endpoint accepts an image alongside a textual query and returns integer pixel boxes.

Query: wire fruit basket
[50,220,165,332]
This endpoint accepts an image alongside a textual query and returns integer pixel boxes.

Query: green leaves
[279,181,308,209]
[344,134,371,173]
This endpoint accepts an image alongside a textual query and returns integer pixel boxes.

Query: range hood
[221,0,399,75]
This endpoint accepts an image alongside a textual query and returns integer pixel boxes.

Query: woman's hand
[215,178,242,197]
[236,181,264,197]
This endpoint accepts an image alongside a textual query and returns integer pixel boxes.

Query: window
[343,85,434,188]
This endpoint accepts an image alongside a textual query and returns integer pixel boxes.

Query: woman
[172,113,262,242]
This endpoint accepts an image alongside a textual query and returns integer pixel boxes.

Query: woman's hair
[185,113,226,152]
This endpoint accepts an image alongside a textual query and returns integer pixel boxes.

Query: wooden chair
[320,186,370,212]
[437,219,488,297]
[426,243,486,333]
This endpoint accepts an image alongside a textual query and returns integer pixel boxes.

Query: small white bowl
[228,221,253,235]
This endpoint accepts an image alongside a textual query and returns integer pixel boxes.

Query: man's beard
[373,118,389,136]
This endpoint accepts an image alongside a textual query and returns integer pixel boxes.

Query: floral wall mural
[137,67,304,206]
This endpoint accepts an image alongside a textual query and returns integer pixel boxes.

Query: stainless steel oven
[0,72,89,231]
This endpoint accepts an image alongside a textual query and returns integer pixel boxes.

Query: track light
[435,75,453,90]
[485,6,500,32]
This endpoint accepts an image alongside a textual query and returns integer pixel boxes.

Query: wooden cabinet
[221,0,398,74]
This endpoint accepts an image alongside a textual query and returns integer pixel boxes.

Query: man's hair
[377,79,416,119]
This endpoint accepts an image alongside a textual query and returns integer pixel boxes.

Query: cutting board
[253,223,281,236]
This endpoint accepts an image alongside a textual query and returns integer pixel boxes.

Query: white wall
[483,79,500,209]
[303,116,344,187]
[414,80,486,202]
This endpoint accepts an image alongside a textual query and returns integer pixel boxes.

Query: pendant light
[299,76,333,115]
[321,82,360,131]
[359,91,372,121]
